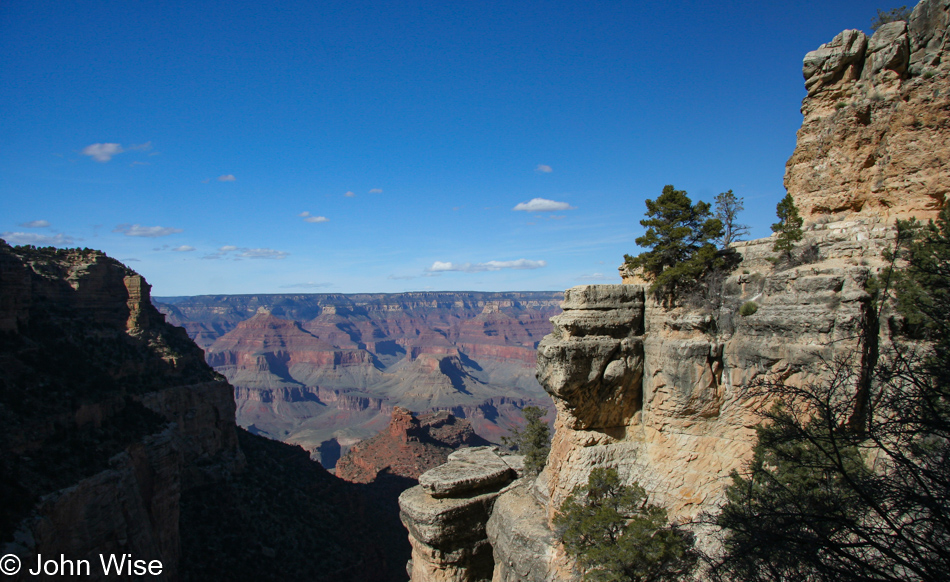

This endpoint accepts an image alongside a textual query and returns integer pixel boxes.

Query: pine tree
[555,468,696,582]
[501,406,550,476]
[771,193,803,257]
[624,185,723,303]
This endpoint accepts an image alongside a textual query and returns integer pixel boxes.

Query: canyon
[398,1,950,580]
[0,242,406,581]
[154,292,562,466]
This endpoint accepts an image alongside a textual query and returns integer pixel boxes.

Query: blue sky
[1,0,887,295]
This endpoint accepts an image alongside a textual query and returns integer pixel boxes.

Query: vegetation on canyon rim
[555,467,697,582]
[501,405,551,476]
[712,205,950,582]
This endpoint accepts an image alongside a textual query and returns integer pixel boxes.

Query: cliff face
[156,293,562,464]
[0,242,242,581]
[400,2,950,579]
[785,0,950,221]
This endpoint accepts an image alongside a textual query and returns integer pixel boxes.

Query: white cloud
[512,198,575,212]
[210,245,288,260]
[172,245,196,252]
[426,259,547,273]
[304,216,329,223]
[82,143,124,162]
[299,211,311,217]
[19,220,50,228]
[535,164,553,173]
[217,174,236,182]
[113,224,183,238]
[237,248,289,259]
[369,188,383,194]
[1,232,75,246]
[279,282,332,289]
[344,191,355,197]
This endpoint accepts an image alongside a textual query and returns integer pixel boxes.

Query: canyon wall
[0,242,243,581]
[400,1,949,579]
[155,293,562,464]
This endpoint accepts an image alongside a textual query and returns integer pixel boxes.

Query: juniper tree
[713,205,950,582]
[555,467,697,582]
[624,185,723,304]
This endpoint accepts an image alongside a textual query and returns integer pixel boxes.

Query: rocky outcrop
[399,447,522,582]
[0,242,243,581]
[786,0,950,221]
[336,407,490,483]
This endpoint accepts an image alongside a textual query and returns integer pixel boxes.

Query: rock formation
[399,2,950,579]
[0,241,410,581]
[399,447,524,582]
[786,0,950,221]
[336,407,490,483]
[155,293,562,464]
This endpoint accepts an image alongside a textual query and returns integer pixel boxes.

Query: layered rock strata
[0,242,243,581]
[336,407,490,483]
[785,0,950,221]
[399,447,523,582]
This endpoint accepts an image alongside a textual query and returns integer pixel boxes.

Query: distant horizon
[1,0,889,295]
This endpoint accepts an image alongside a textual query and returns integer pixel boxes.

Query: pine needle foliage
[500,405,551,476]
[555,467,697,582]
[771,193,804,257]
[624,185,723,304]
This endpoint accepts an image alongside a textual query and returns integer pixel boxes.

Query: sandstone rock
[787,0,950,222]
[419,447,514,497]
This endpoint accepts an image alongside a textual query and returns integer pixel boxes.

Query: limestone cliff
[785,0,950,221]
[0,241,242,581]
[399,2,950,579]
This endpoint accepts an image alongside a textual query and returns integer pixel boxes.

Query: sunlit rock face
[786,0,950,222]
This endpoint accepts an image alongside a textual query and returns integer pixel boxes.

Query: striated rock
[786,0,950,222]
[335,407,489,484]
[486,482,562,582]
[400,447,519,582]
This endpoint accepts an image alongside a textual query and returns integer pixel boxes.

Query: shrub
[739,301,758,316]
[501,406,550,476]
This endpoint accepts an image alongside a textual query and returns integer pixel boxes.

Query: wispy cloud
[113,224,183,238]
[369,188,383,194]
[535,164,553,173]
[513,198,575,212]
[575,273,611,281]
[279,282,332,289]
[81,141,151,163]
[171,245,196,252]
[217,174,236,182]
[299,211,311,217]
[426,259,547,273]
[344,191,355,197]
[204,245,288,260]
[19,220,50,228]
[1,232,75,246]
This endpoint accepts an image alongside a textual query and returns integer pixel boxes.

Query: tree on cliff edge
[771,192,803,258]
[501,405,550,476]
[713,206,950,582]
[624,185,723,304]
[555,467,697,582]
